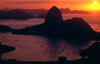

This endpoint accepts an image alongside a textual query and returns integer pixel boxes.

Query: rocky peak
[65,7,71,12]
[45,6,63,24]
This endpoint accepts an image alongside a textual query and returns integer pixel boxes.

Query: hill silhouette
[60,8,91,14]
[24,7,91,15]
[11,6,97,39]
[0,25,13,32]
[80,41,100,64]
[0,9,34,20]
[60,8,71,13]
[0,7,12,11]
[1,7,91,15]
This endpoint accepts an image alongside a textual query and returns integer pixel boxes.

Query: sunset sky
[0,0,100,11]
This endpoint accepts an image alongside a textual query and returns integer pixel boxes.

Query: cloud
[10,1,54,4]
[0,1,92,4]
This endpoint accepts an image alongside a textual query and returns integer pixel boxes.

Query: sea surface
[0,14,100,61]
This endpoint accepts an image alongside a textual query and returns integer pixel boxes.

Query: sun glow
[94,1,97,4]
[85,1,100,11]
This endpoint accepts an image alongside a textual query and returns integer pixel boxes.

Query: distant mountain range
[60,8,91,14]
[0,7,91,15]
[0,9,35,20]
[0,7,91,19]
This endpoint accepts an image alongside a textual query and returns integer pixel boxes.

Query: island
[60,8,91,14]
[11,6,97,39]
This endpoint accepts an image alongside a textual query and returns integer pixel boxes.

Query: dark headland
[0,43,15,54]
[11,6,98,40]
[0,25,13,32]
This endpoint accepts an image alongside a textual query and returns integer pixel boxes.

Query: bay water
[0,14,99,61]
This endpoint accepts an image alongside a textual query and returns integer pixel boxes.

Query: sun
[94,1,97,4]
[86,1,100,11]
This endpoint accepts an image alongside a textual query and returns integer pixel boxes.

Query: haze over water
[0,14,100,32]
[0,14,100,61]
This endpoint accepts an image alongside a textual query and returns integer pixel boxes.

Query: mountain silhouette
[24,7,91,15]
[0,7,12,11]
[45,6,63,24]
[60,8,71,13]
[60,8,91,14]
[2,7,91,15]
[0,9,34,20]
[11,6,97,39]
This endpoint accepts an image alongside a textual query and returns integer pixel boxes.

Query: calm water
[0,14,99,61]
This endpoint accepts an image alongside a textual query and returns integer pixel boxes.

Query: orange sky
[0,0,100,12]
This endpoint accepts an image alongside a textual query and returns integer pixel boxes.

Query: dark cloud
[12,1,54,4]
[0,1,92,4]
